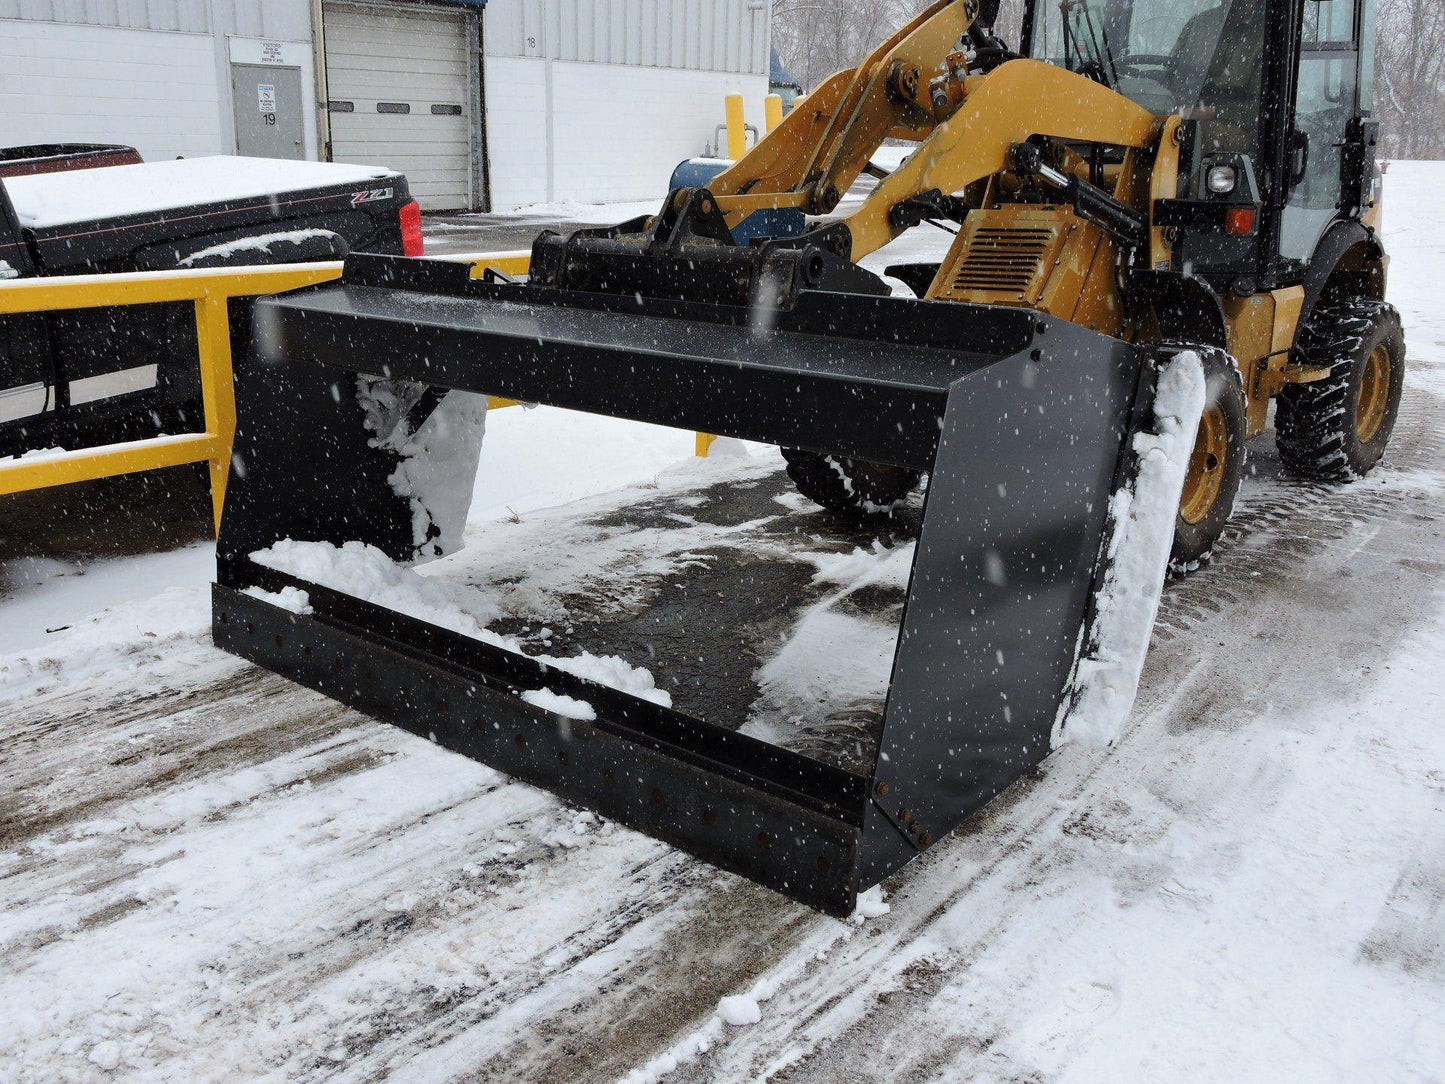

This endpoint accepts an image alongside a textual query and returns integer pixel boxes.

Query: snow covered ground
[2,163,1444,1083]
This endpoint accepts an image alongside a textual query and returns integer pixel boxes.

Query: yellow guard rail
[0,249,718,533]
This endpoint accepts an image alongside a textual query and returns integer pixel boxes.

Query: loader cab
[1021,0,1380,292]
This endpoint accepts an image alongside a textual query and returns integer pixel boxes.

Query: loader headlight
[1206,165,1238,195]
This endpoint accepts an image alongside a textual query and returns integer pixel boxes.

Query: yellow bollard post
[764,93,783,133]
[695,432,718,458]
[194,291,238,534]
[725,93,747,160]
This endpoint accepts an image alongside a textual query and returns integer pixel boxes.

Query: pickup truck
[1,146,421,459]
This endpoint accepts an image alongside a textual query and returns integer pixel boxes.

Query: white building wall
[1,0,771,210]
[482,56,551,208]
[483,0,770,209]
[0,0,315,162]
[0,0,309,38]
[0,21,223,160]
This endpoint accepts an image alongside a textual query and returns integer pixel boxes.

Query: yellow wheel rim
[1180,404,1229,526]
[1356,343,1391,444]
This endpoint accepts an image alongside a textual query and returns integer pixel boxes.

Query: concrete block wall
[485,58,767,208]
[483,56,551,209]
[0,20,223,161]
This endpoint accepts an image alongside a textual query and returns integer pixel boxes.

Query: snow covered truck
[0,148,422,460]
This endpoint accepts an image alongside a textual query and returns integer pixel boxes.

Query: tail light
[399,200,424,256]
[1224,206,1256,236]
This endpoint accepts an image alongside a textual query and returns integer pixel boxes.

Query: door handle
[1289,131,1310,187]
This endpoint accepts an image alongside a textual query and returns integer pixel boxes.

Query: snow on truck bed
[1,163,1444,1081]
[4,155,399,229]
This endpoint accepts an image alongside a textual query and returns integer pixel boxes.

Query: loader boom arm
[708,3,1162,264]
[708,0,975,219]
[843,60,1160,261]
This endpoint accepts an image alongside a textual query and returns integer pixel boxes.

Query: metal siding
[639,0,654,66]
[482,0,765,72]
[712,0,726,72]
[613,0,626,64]
[685,0,698,69]
[521,0,543,55]
[483,0,520,51]
[558,0,576,60]
[624,0,639,65]
[0,0,306,35]
[592,0,607,63]
[226,0,313,40]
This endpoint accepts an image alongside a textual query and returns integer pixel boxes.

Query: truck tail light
[399,200,424,256]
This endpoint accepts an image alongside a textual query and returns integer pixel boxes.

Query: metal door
[231,64,305,160]
[322,1,475,210]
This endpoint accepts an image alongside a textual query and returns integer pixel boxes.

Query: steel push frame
[213,254,1153,915]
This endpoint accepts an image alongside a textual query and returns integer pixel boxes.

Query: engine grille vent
[950,226,1057,294]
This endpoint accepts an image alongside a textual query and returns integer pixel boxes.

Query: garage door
[323,2,476,210]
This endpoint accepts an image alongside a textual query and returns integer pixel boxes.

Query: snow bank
[356,379,489,560]
[0,543,215,657]
[1051,351,1206,748]
[544,653,671,706]
[0,584,224,697]
[250,540,671,707]
[5,156,398,228]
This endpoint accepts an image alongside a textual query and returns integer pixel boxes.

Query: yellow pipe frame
[0,248,723,528]
[0,253,534,533]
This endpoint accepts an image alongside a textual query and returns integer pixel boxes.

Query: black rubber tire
[1170,344,1248,572]
[780,448,922,514]
[1275,299,1406,481]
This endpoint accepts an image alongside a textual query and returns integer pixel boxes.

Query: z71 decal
[351,188,395,205]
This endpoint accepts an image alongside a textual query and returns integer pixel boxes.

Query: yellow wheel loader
[212,0,1402,914]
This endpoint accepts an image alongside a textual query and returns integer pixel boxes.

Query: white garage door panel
[324,2,474,210]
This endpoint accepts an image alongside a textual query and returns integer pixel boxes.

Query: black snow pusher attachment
[213,238,1154,916]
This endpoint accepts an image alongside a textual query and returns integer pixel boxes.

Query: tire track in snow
[647,378,1445,1083]
[2,385,1441,1081]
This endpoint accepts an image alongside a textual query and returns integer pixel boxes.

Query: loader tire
[1171,345,1247,572]
[780,449,922,515]
[1275,299,1405,481]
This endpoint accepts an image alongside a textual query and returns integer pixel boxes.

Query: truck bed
[4,156,398,231]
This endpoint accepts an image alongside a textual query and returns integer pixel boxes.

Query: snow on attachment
[356,378,489,561]
[520,688,597,721]
[1052,350,1207,748]
[250,539,670,707]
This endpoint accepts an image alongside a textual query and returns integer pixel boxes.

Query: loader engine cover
[212,253,1155,916]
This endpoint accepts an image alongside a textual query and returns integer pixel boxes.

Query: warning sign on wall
[257,85,276,113]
